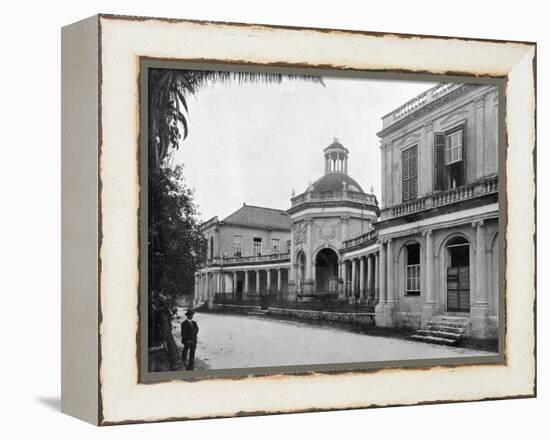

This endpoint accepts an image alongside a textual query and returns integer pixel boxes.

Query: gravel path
[172,311,492,370]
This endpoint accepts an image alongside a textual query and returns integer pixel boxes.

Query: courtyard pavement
[171,310,493,370]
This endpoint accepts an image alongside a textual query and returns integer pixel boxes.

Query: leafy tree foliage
[149,164,206,300]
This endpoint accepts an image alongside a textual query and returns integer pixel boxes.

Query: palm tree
[147,68,323,370]
[148,69,324,170]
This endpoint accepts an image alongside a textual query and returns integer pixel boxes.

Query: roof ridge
[240,204,288,213]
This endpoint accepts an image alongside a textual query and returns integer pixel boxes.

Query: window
[253,237,262,256]
[233,235,242,257]
[405,243,421,295]
[434,127,466,191]
[208,236,214,259]
[272,238,280,254]
[402,145,418,202]
[445,130,463,164]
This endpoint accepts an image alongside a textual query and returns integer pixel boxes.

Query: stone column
[255,269,260,294]
[205,273,210,305]
[289,226,296,295]
[386,239,395,304]
[475,221,488,305]
[267,269,272,294]
[375,240,395,327]
[244,271,250,295]
[341,260,347,298]
[475,96,485,180]
[471,220,490,338]
[359,257,365,301]
[233,272,238,295]
[351,259,357,302]
[304,219,314,293]
[377,242,387,306]
[367,254,374,304]
[422,230,436,326]
[277,268,282,293]
[374,252,379,304]
[425,230,435,305]
[193,274,199,307]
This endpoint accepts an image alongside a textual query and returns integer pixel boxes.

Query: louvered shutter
[433,132,446,191]
[409,145,418,199]
[460,125,467,184]
[402,148,410,202]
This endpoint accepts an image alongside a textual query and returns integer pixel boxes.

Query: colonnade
[341,251,379,303]
[195,266,289,301]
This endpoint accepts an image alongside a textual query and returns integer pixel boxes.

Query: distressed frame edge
[61,14,101,425]
[91,15,536,425]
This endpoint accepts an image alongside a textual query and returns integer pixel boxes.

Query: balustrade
[381,176,498,220]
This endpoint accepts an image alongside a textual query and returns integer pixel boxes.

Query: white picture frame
[61,14,536,425]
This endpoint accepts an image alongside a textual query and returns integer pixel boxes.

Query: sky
[172,73,437,222]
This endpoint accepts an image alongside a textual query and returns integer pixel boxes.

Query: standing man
[180,309,199,370]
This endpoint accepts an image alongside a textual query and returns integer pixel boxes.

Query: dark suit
[181,319,199,370]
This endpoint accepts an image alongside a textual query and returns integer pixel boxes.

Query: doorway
[446,236,470,312]
[315,248,339,293]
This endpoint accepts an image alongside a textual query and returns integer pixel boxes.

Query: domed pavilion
[287,139,378,298]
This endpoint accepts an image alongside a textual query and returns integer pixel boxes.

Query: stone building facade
[340,82,499,338]
[195,204,292,303]
[287,141,379,298]
[195,82,500,339]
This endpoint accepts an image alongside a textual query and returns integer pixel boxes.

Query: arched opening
[315,248,339,293]
[445,236,470,312]
[296,251,306,294]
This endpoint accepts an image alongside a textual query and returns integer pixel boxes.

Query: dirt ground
[170,309,493,370]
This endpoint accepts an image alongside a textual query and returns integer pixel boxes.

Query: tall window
[209,236,214,259]
[405,243,421,295]
[253,237,262,256]
[434,127,466,191]
[233,235,242,257]
[402,145,418,202]
[272,238,280,254]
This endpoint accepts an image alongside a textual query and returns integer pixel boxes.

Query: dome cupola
[289,137,378,215]
[323,137,349,174]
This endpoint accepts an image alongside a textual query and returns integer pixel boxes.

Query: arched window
[405,243,421,295]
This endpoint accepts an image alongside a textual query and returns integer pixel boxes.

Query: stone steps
[409,315,470,346]
[416,329,463,339]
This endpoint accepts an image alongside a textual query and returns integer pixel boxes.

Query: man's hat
[185,309,195,318]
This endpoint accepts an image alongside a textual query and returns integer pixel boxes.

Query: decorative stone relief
[294,222,307,245]
[474,95,485,109]
[317,222,338,241]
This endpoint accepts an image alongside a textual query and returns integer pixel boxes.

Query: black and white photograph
[0,0,544,433]
[145,66,502,374]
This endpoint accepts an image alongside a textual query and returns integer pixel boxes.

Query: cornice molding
[377,84,477,138]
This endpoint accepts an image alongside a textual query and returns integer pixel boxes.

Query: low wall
[267,307,375,325]
[213,304,262,313]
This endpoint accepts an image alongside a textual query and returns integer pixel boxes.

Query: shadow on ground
[36,396,61,412]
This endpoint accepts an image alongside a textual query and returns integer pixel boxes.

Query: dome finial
[333,136,339,144]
